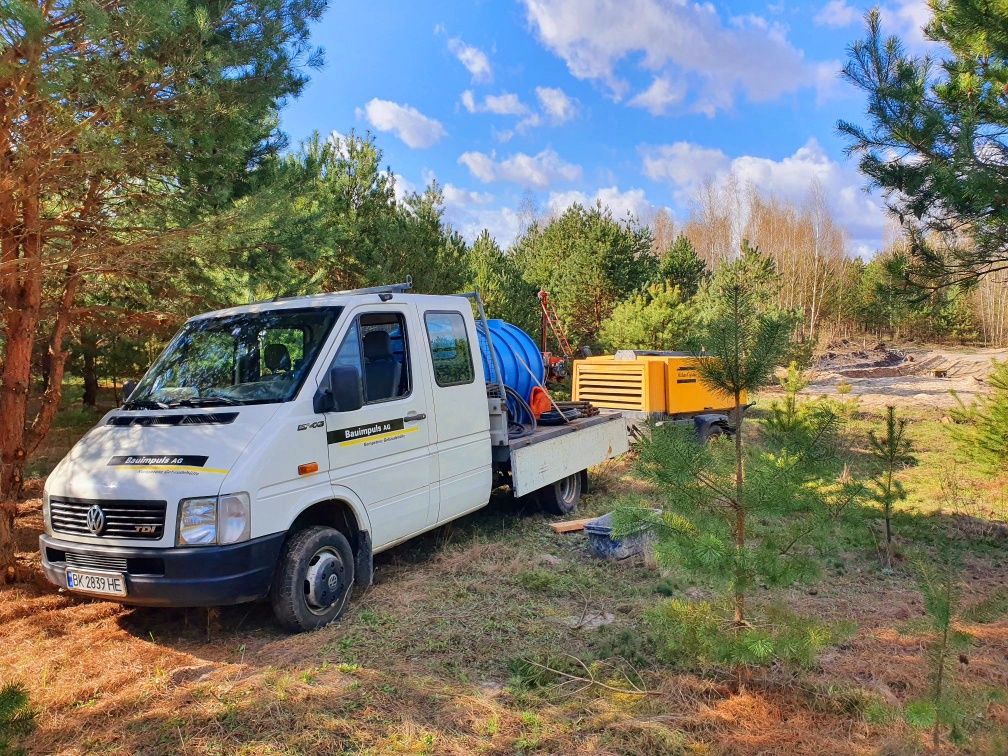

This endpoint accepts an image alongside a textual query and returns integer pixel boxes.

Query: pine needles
[0,682,35,755]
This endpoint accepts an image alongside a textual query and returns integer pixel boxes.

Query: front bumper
[39,533,285,607]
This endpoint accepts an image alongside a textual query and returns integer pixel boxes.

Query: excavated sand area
[801,341,1007,410]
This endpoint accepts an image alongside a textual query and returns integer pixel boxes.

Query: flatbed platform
[506,413,621,450]
[506,413,629,497]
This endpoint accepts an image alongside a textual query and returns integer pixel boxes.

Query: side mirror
[122,379,138,402]
[314,366,363,413]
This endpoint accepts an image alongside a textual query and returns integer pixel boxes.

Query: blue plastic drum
[476,319,545,403]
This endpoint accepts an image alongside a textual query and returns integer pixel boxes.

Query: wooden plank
[550,518,595,534]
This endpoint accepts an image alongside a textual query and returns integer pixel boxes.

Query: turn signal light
[298,462,319,475]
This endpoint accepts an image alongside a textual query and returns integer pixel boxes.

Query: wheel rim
[303,546,345,615]
[558,474,577,503]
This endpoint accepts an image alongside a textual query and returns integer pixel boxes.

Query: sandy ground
[796,343,1008,410]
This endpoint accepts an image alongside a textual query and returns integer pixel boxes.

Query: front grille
[46,548,166,576]
[65,551,128,572]
[50,497,167,540]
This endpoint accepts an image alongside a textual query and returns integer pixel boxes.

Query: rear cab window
[424,312,475,386]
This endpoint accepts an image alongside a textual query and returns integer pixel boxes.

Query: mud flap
[353,530,373,595]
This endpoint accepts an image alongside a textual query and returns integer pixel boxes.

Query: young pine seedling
[867,405,912,569]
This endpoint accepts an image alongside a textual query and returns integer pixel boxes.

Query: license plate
[66,569,127,597]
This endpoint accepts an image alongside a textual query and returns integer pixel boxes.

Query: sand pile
[800,341,1007,409]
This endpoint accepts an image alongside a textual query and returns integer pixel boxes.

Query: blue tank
[476,319,545,403]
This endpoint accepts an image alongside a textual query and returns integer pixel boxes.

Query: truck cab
[40,287,628,631]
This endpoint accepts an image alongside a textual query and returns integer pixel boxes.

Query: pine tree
[867,406,912,568]
[658,234,707,298]
[840,5,1008,285]
[615,244,861,669]
[598,282,694,352]
[0,0,325,581]
[905,548,1008,748]
[695,244,797,626]
[950,360,1008,475]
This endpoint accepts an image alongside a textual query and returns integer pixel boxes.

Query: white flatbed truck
[39,285,628,630]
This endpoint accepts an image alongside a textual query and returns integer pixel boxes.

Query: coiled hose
[504,385,537,439]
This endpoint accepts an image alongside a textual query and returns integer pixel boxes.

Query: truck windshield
[126,307,341,408]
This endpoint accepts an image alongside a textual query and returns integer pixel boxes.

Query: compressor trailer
[39,285,628,631]
[573,350,746,442]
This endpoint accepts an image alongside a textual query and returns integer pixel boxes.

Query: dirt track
[800,343,1007,410]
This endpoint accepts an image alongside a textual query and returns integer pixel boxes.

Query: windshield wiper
[122,399,170,410]
[174,396,241,407]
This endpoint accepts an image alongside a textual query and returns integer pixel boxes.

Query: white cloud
[641,138,888,253]
[452,206,527,246]
[448,37,492,82]
[458,148,582,189]
[360,99,446,149]
[548,185,663,222]
[814,0,934,49]
[460,90,530,116]
[814,0,859,27]
[442,183,494,207]
[535,86,577,123]
[521,0,822,114]
[628,76,686,115]
[392,174,416,204]
[641,142,731,186]
[457,152,497,182]
[880,0,933,49]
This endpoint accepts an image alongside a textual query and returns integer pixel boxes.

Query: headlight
[218,492,251,545]
[42,490,51,535]
[178,497,217,545]
[176,493,251,546]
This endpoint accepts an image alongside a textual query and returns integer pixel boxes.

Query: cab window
[424,312,475,386]
[324,312,411,407]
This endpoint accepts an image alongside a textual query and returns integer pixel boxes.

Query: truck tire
[270,526,355,632]
[702,425,724,443]
[539,471,583,516]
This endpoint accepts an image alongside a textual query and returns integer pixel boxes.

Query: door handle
[404,413,426,423]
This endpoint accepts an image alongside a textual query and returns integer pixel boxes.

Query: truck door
[318,306,435,548]
[421,309,493,522]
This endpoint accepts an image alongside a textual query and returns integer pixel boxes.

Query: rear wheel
[539,471,584,516]
[270,526,355,632]
[703,425,724,443]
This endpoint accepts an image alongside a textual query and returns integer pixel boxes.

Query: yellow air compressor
[572,351,743,418]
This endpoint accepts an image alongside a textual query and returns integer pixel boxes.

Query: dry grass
[3,406,1008,754]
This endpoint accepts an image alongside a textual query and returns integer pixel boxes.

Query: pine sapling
[950,360,1008,475]
[906,549,1008,749]
[765,360,810,439]
[0,682,34,755]
[867,405,912,569]
[614,245,862,676]
[694,247,794,627]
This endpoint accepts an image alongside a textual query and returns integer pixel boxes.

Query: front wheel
[539,471,584,515]
[270,526,355,632]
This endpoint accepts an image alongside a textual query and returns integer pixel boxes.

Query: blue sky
[279,0,936,257]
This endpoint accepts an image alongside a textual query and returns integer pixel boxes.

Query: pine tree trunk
[733,389,745,627]
[0,500,16,585]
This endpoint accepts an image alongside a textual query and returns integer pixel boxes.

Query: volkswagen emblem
[85,505,106,536]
